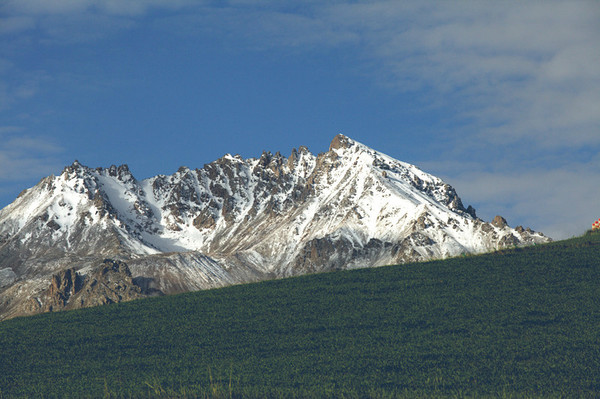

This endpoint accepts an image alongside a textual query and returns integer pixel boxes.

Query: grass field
[1,232,599,398]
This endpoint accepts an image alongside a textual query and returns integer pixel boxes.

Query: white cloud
[331,2,600,150]
[440,165,600,240]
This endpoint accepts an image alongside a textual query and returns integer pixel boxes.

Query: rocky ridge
[39,259,150,313]
[0,135,550,319]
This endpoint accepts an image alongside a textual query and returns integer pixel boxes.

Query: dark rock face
[466,205,477,219]
[131,276,164,296]
[35,259,153,313]
[294,237,354,273]
[44,268,84,311]
[498,234,520,247]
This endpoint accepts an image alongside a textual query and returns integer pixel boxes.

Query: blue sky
[1,1,599,239]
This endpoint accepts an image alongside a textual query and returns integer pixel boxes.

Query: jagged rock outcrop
[0,134,550,320]
[492,215,509,228]
[29,259,149,314]
[42,268,84,311]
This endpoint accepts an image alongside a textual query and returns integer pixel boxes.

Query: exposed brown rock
[480,222,494,233]
[193,210,217,230]
[44,268,84,311]
[287,148,298,170]
[492,215,508,229]
[294,237,353,273]
[37,259,149,313]
[329,134,354,151]
[408,232,435,247]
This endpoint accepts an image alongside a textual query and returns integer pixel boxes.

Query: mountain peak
[329,134,355,151]
[0,135,551,320]
[61,159,89,178]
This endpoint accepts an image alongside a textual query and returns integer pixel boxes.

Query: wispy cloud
[0,16,35,35]
[3,0,199,17]
[0,128,64,182]
[0,65,48,112]
[1,0,200,44]
[147,1,600,152]
[7,1,597,147]
[438,164,600,240]
[320,2,600,151]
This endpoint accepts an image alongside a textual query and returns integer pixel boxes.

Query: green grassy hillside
[1,232,599,398]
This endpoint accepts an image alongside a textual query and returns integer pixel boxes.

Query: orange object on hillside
[593,219,600,230]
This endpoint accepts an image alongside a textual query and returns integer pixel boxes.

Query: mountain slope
[0,134,549,319]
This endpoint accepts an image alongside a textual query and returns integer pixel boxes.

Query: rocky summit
[0,135,550,319]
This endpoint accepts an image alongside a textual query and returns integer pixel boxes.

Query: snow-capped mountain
[0,135,549,319]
